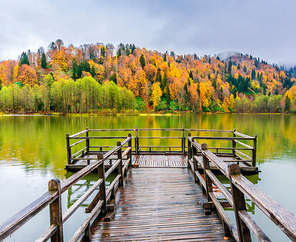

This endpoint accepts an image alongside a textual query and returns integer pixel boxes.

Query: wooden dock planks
[92,168,230,241]
[132,155,187,168]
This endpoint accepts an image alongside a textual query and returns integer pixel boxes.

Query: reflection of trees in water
[0,114,295,176]
[65,172,115,208]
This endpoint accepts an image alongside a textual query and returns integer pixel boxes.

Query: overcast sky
[1,0,295,66]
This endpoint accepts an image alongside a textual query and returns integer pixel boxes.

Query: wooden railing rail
[187,136,296,241]
[67,127,256,158]
[0,135,133,242]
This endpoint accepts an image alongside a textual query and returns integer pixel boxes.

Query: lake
[0,114,295,241]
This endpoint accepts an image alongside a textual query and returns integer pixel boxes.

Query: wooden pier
[92,168,227,241]
[1,128,296,242]
[65,128,258,174]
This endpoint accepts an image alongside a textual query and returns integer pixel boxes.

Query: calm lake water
[0,114,295,241]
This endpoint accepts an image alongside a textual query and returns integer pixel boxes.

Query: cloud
[0,0,295,65]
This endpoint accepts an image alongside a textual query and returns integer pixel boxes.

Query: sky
[1,0,295,66]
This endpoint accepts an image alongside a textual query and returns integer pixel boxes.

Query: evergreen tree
[161,72,168,92]
[243,65,247,73]
[285,96,291,112]
[189,70,193,80]
[155,68,162,83]
[101,46,106,57]
[140,53,146,69]
[72,58,78,80]
[41,53,47,69]
[228,60,232,74]
[109,73,117,84]
[19,52,30,66]
[90,66,96,78]
[165,85,171,107]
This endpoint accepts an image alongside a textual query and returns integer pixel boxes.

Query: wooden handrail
[0,135,133,242]
[187,137,296,241]
[0,191,58,240]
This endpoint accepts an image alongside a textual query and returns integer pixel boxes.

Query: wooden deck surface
[66,154,257,174]
[92,168,229,241]
[133,154,187,167]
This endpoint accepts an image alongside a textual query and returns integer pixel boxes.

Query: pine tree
[161,72,168,92]
[165,85,171,107]
[19,52,30,66]
[41,53,47,69]
[285,96,291,112]
[72,58,78,80]
[189,70,193,80]
[155,68,162,83]
[228,60,232,74]
[140,53,146,69]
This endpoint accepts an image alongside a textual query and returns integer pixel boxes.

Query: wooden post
[252,135,257,167]
[98,154,107,216]
[66,134,71,165]
[48,179,63,242]
[228,163,251,242]
[86,127,89,154]
[128,133,132,167]
[201,143,212,202]
[182,126,185,154]
[85,153,105,214]
[232,128,236,158]
[117,141,123,186]
[135,127,139,154]
[187,133,192,168]
[192,138,199,183]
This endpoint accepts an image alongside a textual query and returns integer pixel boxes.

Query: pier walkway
[92,167,226,241]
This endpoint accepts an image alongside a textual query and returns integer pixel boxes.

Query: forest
[0,39,295,114]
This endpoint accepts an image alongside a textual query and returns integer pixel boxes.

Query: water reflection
[0,114,295,241]
[65,172,116,209]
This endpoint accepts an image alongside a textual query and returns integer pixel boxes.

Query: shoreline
[0,111,293,117]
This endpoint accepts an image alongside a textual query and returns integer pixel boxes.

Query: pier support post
[182,126,185,154]
[128,133,132,167]
[117,141,123,186]
[202,143,212,202]
[192,138,199,183]
[228,163,251,242]
[86,127,89,154]
[135,127,139,154]
[98,154,107,216]
[252,135,257,167]
[66,134,71,165]
[232,128,236,158]
[48,179,64,242]
[187,133,192,168]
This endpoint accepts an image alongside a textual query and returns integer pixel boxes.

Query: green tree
[72,58,78,80]
[41,53,47,69]
[109,73,117,84]
[140,53,146,69]
[251,69,256,79]
[228,60,232,74]
[285,96,291,112]
[165,85,171,107]
[19,52,30,66]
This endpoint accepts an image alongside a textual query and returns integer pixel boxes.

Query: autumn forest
[0,39,295,114]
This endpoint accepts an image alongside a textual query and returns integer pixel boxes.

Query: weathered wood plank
[92,168,229,241]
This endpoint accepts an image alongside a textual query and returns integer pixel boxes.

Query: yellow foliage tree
[151,82,162,109]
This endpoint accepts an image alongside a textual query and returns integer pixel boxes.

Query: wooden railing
[0,135,132,242]
[67,127,257,167]
[187,135,296,241]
